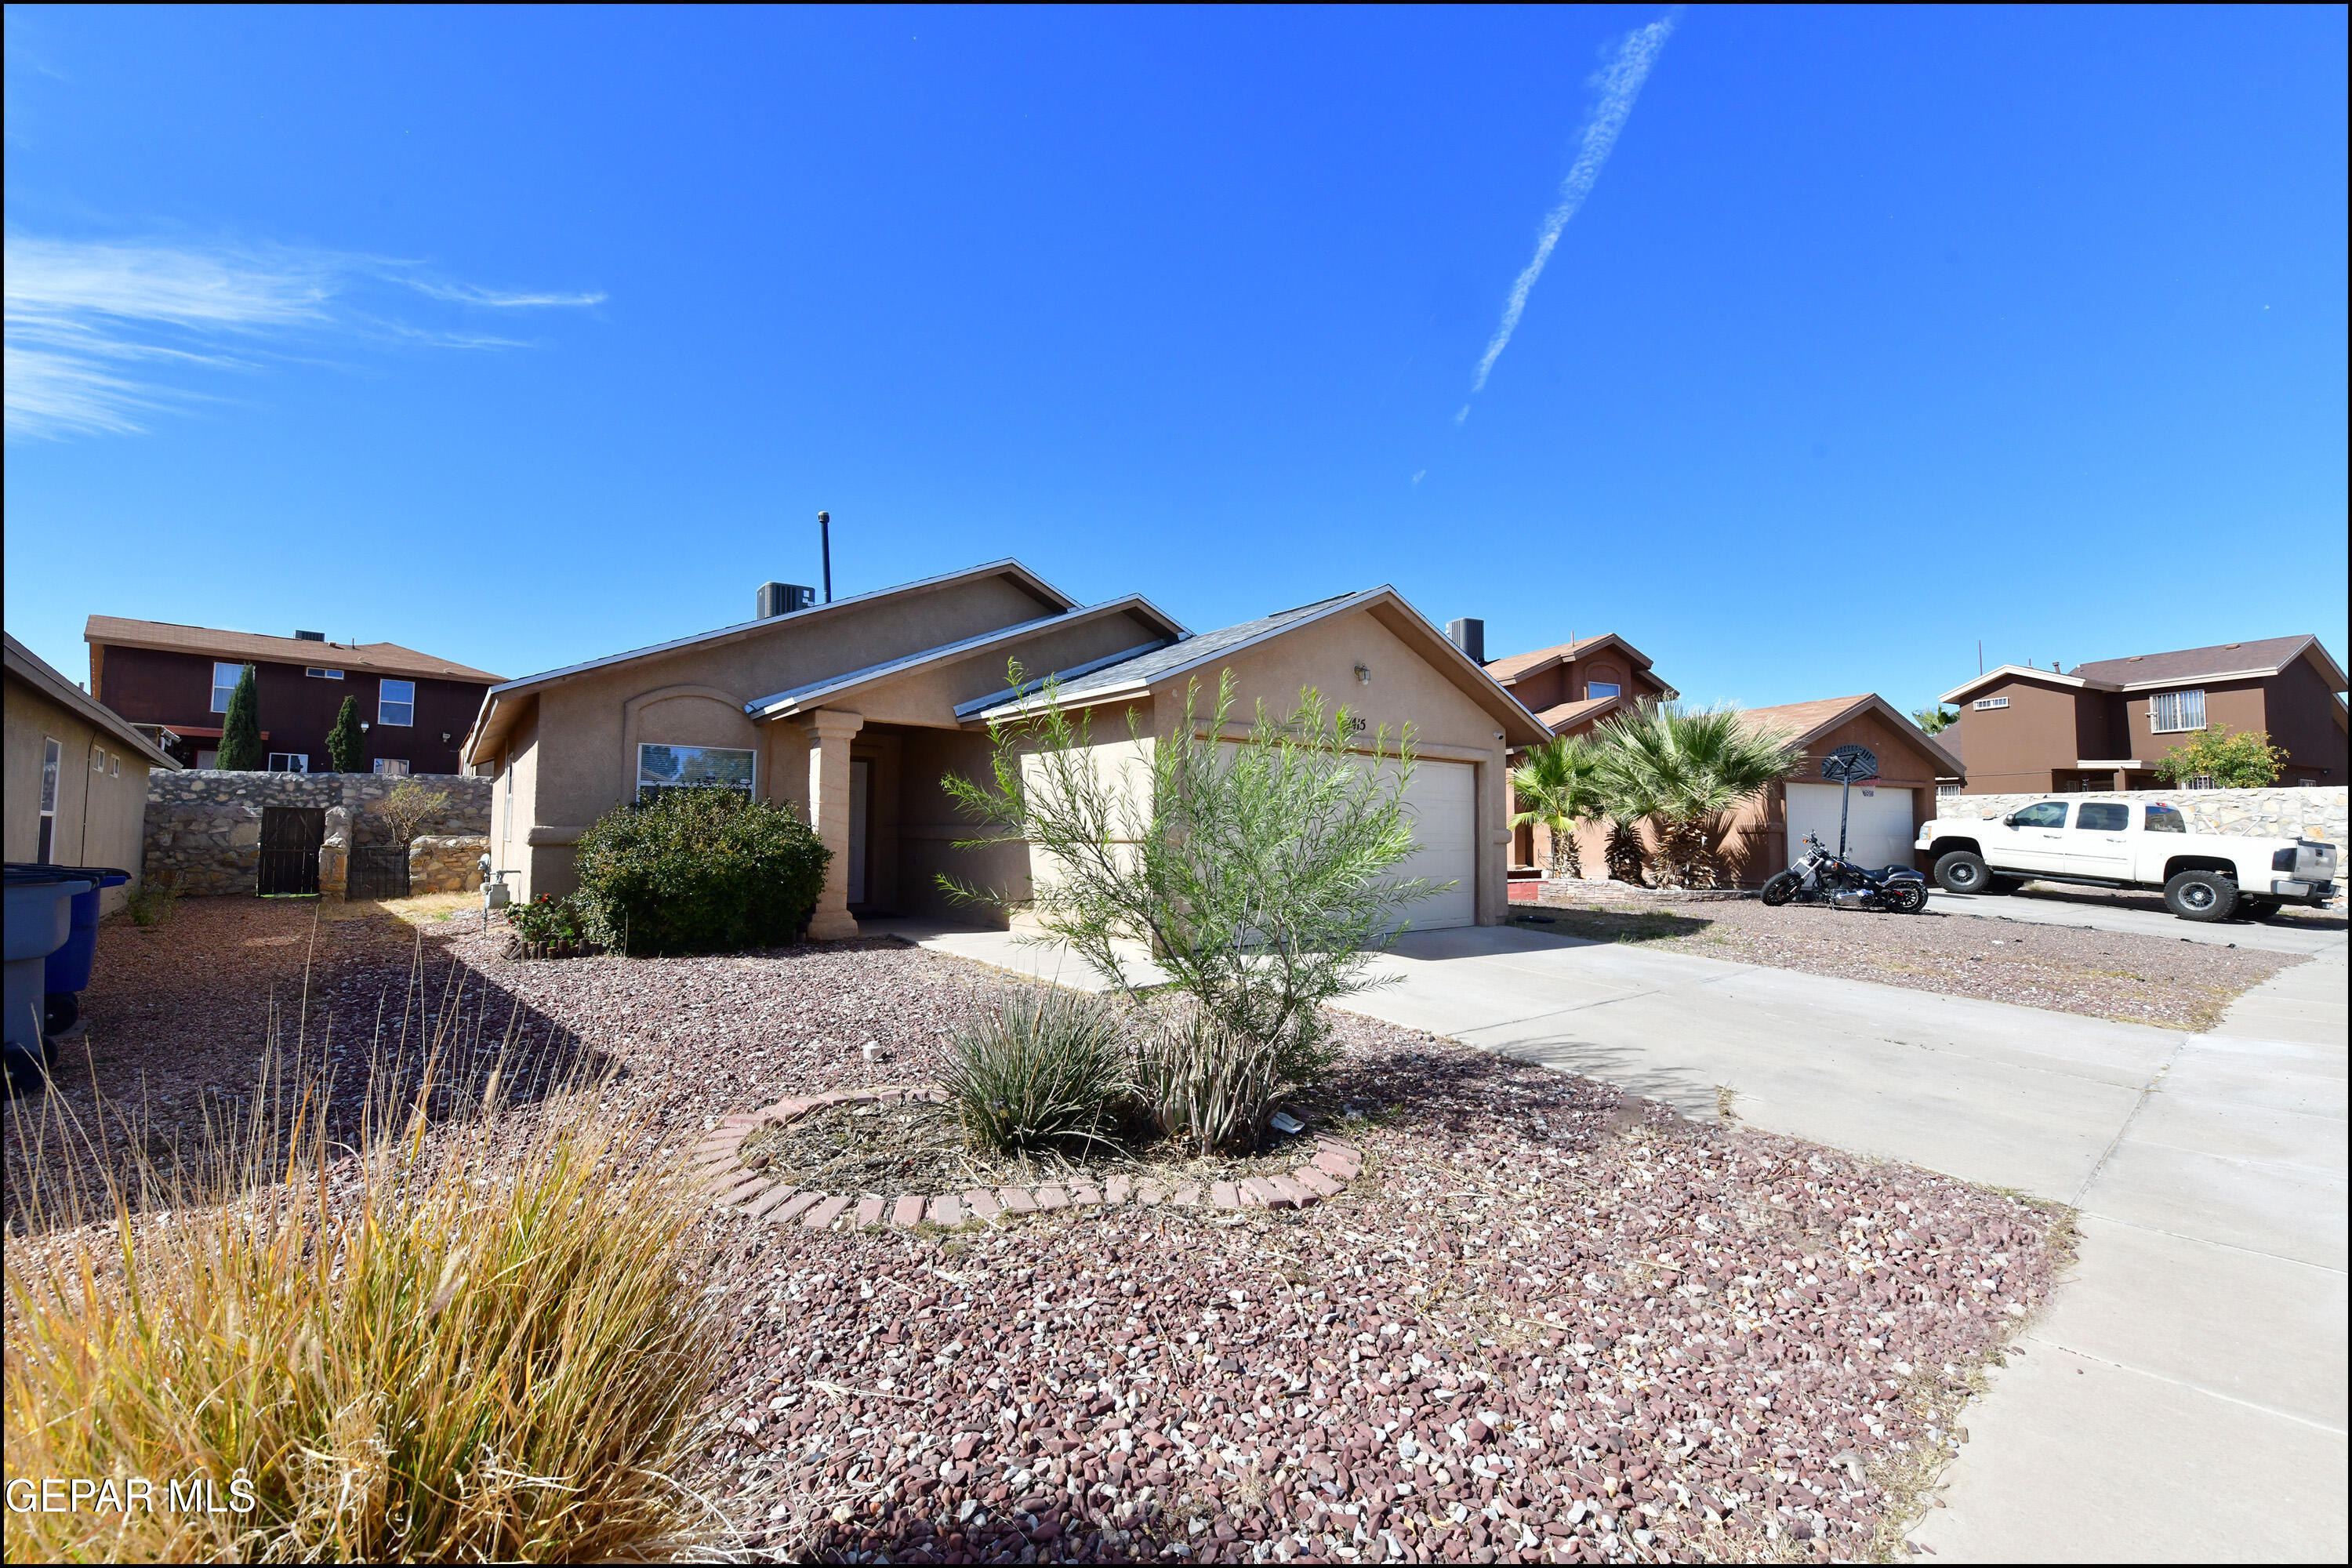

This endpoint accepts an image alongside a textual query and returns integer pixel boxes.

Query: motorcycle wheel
[1884,882,1929,914]
[1761,871,1800,907]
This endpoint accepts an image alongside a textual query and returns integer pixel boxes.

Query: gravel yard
[12,898,2071,1562]
[1516,891,2302,1032]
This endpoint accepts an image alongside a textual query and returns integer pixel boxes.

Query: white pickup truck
[1918,799,2340,922]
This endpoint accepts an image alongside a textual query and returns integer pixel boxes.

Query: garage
[1387,757,1477,931]
[1786,781,1915,871]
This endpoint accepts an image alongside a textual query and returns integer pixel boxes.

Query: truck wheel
[1934,851,1991,894]
[2163,870,2238,923]
[2237,898,2282,922]
[1761,871,1800,907]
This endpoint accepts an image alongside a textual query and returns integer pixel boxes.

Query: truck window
[2143,803,2187,833]
[2013,801,2069,829]
[2077,802,2129,831]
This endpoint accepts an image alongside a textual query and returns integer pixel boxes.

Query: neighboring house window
[374,758,410,777]
[2182,774,2216,790]
[306,667,345,680]
[268,753,310,773]
[1937,782,1961,797]
[109,753,121,777]
[1586,683,1621,700]
[2144,803,2187,833]
[195,749,220,769]
[2149,689,2206,732]
[1973,696,2009,711]
[2012,801,2069,828]
[210,661,243,713]
[93,744,107,772]
[378,679,416,727]
[2295,775,2318,787]
[637,742,755,800]
[38,738,61,862]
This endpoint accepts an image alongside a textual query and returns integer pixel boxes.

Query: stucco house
[462,561,1552,940]
[5,633,180,912]
[1940,635,2348,794]
[1482,631,1680,872]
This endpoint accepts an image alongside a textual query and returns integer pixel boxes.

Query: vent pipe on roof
[757,583,815,619]
[818,511,833,603]
[1447,617,1486,665]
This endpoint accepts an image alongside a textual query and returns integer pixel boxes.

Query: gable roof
[1483,632,1657,686]
[747,597,1185,721]
[85,615,503,685]
[2070,634,2346,691]
[6,633,181,771]
[1532,693,1634,734]
[481,558,1078,703]
[975,586,1553,744]
[1944,636,2348,705]
[1738,693,1964,779]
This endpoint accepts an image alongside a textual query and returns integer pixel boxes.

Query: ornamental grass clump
[941,985,1131,1154]
[1133,998,1283,1156]
[3,1035,724,1561]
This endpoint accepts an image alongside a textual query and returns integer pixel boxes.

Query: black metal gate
[347,846,411,901]
[257,807,324,896]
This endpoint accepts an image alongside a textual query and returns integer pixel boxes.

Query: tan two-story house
[1943,635,2348,794]
[463,561,1550,941]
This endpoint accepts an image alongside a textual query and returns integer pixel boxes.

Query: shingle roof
[1740,694,1965,778]
[1015,593,1362,705]
[1484,633,1645,684]
[2070,635,2334,688]
[1534,694,1626,731]
[86,615,503,684]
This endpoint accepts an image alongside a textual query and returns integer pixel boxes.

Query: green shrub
[1134,999,1283,1156]
[506,892,590,944]
[216,664,263,771]
[942,985,1131,1154]
[573,788,829,955]
[2154,724,2290,789]
[326,695,365,773]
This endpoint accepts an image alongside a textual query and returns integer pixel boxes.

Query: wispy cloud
[4,234,603,439]
[1457,12,1679,424]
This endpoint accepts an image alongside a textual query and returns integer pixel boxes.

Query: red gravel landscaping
[20,898,2070,1563]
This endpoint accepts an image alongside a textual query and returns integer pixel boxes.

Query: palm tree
[1592,702,1802,888]
[1509,735,1606,879]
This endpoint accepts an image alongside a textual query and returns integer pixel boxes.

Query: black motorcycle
[1761,833,1929,913]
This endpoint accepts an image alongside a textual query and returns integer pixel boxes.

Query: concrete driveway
[1336,926,2347,1563]
[1933,882,2345,956]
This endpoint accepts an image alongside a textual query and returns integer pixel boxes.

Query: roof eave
[4,634,183,771]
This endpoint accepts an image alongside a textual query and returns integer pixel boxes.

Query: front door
[1996,800,2071,874]
[847,757,870,906]
[2063,799,2135,880]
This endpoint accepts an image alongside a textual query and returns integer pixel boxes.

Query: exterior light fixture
[1353,662,1370,685]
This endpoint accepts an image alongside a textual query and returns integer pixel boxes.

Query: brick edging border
[685,1083,1364,1232]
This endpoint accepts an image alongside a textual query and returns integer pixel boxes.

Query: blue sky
[6,5,2345,717]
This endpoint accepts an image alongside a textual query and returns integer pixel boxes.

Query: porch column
[804,709,866,940]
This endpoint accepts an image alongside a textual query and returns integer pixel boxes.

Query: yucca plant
[1133,999,1284,1156]
[942,984,1131,1153]
[4,983,724,1562]
[1592,701,1802,888]
[1510,734,1606,879]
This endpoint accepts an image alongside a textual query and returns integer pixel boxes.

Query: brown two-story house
[1482,632,1681,871]
[86,617,504,776]
[1940,635,2348,795]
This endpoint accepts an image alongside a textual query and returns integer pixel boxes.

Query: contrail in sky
[1458,13,1679,423]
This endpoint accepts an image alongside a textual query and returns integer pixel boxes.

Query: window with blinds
[2150,690,2206,732]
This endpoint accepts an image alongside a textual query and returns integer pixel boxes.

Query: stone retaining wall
[145,771,492,896]
[1936,785,2346,844]
[408,834,490,895]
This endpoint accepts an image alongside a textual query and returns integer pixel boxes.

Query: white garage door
[1386,757,1476,931]
[1785,782,1914,872]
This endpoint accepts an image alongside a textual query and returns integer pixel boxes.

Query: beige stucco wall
[5,672,155,913]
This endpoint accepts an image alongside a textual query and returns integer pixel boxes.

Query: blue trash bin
[44,865,130,997]
[5,865,97,1095]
